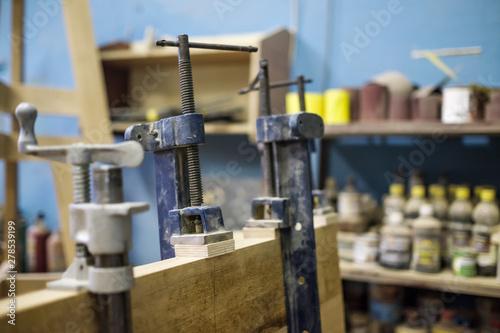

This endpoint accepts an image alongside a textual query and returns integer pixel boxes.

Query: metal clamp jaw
[15,103,149,292]
[125,35,258,259]
[246,197,290,229]
[312,189,334,216]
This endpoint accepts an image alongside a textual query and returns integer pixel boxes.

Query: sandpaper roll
[360,83,389,121]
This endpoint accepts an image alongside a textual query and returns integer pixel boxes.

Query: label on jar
[453,256,477,277]
[473,234,498,266]
[447,230,472,260]
[381,237,411,252]
[413,236,440,271]
[380,252,411,265]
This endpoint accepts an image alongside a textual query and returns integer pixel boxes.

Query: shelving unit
[324,121,500,137]
[340,262,500,298]
[101,29,291,137]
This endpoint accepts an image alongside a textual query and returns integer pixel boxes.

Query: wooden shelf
[112,121,249,135]
[340,261,500,298]
[324,122,500,137]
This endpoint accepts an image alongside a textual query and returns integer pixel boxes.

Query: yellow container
[324,89,350,124]
[286,92,324,117]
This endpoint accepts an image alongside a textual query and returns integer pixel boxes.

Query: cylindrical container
[47,229,66,273]
[412,204,441,273]
[360,83,389,121]
[446,222,472,267]
[404,185,426,226]
[343,87,360,121]
[354,233,379,266]
[369,284,404,332]
[452,247,478,277]
[348,312,369,333]
[395,309,427,333]
[383,183,406,216]
[380,223,411,270]
[485,91,500,122]
[338,191,365,232]
[286,92,324,117]
[472,224,498,276]
[432,310,461,333]
[388,96,411,120]
[16,213,27,273]
[442,87,472,124]
[324,89,350,124]
[412,95,441,121]
[26,213,50,273]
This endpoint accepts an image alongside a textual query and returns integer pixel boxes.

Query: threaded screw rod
[176,34,204,207]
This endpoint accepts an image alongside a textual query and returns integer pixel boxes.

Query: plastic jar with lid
[354,232,379,267]
[446,222,472,267]
[429,184,448,222]
[380,215,411,270]
[412,204,442,273]
[452,247,478,277]
[448,186,473,224]
[472,224,498,276]
[405,185,426,226]
[473,188,499,226]
[384,183,406,216]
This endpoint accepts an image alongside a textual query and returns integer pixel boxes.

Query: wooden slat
[62,1,113,145]
[0,225,344,332]
[0,273,61,297]
[0,81,11,111]
[9,85,80,116]
[2,162,17,263]
[341,261,500,298]
[10,0,24,84]
[324,122,500,137]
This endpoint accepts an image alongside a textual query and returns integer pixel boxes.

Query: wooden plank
[0,225,344,332]
[324,122,500,137]
[316,223,345,332]
[9,85,80,116]
[62,0,113,144]
[10,0,24,84]
[0,81,10,111]
[0,273,61,297]
[2,162,17,263]
[174,239,235,258]
[341,261,500,298]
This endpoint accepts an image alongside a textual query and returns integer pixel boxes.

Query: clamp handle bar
[15,102,144,167]
[156,39,258,53]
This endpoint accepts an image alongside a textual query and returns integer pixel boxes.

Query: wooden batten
[0,81,11,111]
[9,85,80,116]
[0,224,344,332]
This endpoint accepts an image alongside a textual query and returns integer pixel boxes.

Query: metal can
[452,247,478,278]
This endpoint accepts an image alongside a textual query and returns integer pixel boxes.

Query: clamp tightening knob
[15,102,144,167]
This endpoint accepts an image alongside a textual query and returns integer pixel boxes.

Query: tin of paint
[452,247,478,278]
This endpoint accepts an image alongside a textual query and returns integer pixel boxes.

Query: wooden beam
[62,1,113,145]
[0,273,61,297]
[0,225,344,332]
[11,0,24,84]
[3,162,17,262]
[9,85,80,116]
[0,81,11,111]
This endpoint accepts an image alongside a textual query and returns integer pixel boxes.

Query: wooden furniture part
[1,0,112,265]
[340,261,500,298]
[0,224,345,333]
[103,28,291,138]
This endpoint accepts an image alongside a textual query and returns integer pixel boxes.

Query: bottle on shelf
[380,212,411,270]
[431,310,461,333]
[383,183,406,216]
[429,184,448,222]
[491,318,500,333]
[46,229,66,273]
[472,188,499,276]
[412,204,441,274]
[26,211,50,273]
[15,211,27,273]
[395,309,427,333]
[324,177,338,210]
[404,185,426,226]
[447,184,458,203]
[338,178,365,233]
[446,186,473,267]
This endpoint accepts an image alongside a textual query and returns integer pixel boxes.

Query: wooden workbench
[0,224,344,332]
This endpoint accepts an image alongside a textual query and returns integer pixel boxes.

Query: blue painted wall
[1,0,499,265]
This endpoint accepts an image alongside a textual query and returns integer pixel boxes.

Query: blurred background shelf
[324,122,500,138]
[340,261,500,298]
